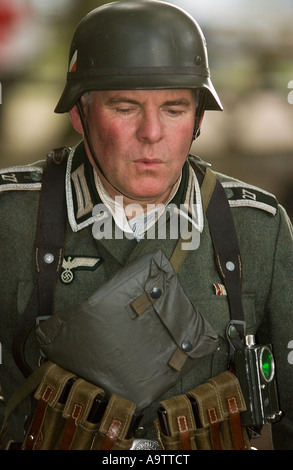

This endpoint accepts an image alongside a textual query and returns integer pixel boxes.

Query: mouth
[134,158,164,169]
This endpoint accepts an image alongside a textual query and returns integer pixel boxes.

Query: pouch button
[150,287,162,299]
[181,339,192,352]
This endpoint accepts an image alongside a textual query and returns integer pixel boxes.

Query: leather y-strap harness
[12,153,245,378]
[173,162,245,354]
[12,148,69,378]
[205,169,245,351]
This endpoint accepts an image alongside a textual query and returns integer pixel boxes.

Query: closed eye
[164,108,184,116]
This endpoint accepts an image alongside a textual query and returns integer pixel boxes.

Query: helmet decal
[69,50,77,72]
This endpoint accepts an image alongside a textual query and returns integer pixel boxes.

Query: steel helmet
[55,0,223,114]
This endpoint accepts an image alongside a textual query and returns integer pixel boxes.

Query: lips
[134,158,164,164]
[134,156,165,168]
[134,159,164,171]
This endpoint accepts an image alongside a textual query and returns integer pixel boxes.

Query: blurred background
[0,0,292,216]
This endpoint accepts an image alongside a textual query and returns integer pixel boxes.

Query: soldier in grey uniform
[0,1,292,450]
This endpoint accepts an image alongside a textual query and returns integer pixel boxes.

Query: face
[72,89,196,206]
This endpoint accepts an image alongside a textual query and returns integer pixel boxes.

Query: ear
[69,105,84,134]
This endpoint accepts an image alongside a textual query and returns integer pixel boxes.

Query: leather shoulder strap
[206,177,245,351]
[171,161,245,353]
[12,148,69,377]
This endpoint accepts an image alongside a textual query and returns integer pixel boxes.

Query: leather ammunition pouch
[155,371,251,450]
[1,363,251,450]
[19,361,138,450]
[36,249,218,411]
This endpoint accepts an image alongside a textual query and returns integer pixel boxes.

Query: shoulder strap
[171,162,245,353]
[12,148,69,378]
[205,175,245,351]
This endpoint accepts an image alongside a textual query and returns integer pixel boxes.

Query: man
[0,0,292,450]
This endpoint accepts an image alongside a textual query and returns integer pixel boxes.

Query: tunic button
[226,261,235,271]
[150,287,162,299]
[225,188,234,199]
[181,339,192,352]
[44,253,54,264]
[30,171,42,182]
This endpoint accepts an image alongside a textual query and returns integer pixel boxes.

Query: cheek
[90,120,120,159]
[168,126,193,161]
[98,130,136,172]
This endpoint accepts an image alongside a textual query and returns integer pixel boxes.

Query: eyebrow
[106,97,140,106]
[106,97,193,107]
[163,99,192,107]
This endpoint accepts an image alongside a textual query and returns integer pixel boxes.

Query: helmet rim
[55,73,222,113]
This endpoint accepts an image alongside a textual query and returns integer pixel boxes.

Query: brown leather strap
[159,395,196,449]
[58,402,83,450]
[227,396,247,450]
[177,415,192,450]
[100,418,123,450]
[207,407,222,450]
[12,148,69,377]
[23,385,54,450]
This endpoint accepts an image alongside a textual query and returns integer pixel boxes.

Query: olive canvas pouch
[36,249,218,411]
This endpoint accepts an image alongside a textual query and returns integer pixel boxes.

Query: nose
[136,108,163,143]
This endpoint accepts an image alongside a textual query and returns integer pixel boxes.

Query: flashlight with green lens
[233,335,282,428]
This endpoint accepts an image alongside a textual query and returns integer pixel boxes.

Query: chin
[128,191,169,206]
[118,178,173,204]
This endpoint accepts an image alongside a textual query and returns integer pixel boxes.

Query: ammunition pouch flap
[156,371,251,450]
[37,249,218,411]
[187,371,247,428]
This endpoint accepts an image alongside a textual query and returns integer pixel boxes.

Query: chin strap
[192,89,207,141]
[76,98,138,200]
[76,98,107,181]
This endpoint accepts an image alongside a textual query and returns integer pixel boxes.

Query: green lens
[260,347,274,382]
